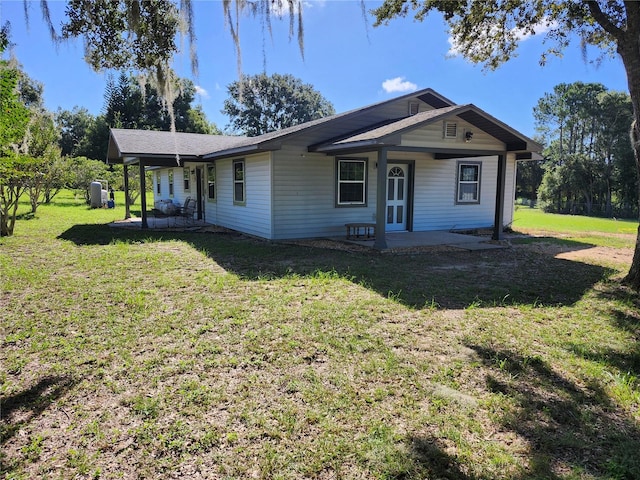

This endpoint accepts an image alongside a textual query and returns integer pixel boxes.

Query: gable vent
[444,121,458,139]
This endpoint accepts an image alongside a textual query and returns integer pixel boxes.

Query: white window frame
[207,164,216,202]
[456,161,481,204]
[183,168,191,192]
[156,172,161,195]
[336,158,367,206]
[168,170,174,197]
[233,160,245,205]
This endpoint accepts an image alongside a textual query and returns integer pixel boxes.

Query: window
[207,165,216,201]
[444,121,458,139]
[156,172,161,195]
[168,170,174,196]
[337,158,367,206]
[183,168,190,191]
[408,102,419,116]
[233,160,245,204]
[456,162,481,204]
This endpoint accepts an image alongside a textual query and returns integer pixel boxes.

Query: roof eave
[310,139,392,154]
[202,144,267,160]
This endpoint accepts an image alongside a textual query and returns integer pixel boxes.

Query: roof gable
[310,104,541,154]
[203,88,457,158]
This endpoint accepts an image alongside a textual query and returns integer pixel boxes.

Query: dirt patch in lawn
[512,239,633,267]
[554,245,633,265]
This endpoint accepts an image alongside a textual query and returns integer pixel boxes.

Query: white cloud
[270,0,324,16]
[447,36,463,57]
[382,77,417,93]
[195,85,210,99]
[513,19,557,41]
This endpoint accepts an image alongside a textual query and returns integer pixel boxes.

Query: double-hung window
[168,170,174,197]
[456,162,481,204]
[183,168,190,191]
[156,172,161,195]
[337,158,367,206]
[233,160,245,204]
[207,165,216,201]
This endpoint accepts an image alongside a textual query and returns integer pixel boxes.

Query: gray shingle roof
[107,129,248,161]
[107,87,541,163]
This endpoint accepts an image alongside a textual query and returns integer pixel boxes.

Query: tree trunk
[623,118,640,288]
[619,34,640,289]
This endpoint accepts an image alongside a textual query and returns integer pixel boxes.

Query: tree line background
[517,81,638,219]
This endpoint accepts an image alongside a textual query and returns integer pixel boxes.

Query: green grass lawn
[512,207,639,249]
[2,193,640,479]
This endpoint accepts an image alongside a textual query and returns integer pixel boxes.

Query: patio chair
[178,197,196,226]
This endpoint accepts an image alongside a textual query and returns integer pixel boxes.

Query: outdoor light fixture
[465,131,473,142]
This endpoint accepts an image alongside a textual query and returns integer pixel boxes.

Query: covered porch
[108,217,505,252]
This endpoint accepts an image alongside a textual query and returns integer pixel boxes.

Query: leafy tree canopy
[61,0,181,75]
[29,0,305,130]
[0,51,30,155]
[373,1,621,69]
[222,73,335,136]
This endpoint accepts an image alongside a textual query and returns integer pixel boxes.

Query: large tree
[222,73,335,136]
[373,0,640,289]
[0,30,31,236]
[56,106,96,158]
[533,82,635,217]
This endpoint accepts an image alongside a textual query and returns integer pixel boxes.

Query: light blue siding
[271,147,377,239]
[212,154,273,238]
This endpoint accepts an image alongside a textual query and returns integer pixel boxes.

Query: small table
[345,223,376,240]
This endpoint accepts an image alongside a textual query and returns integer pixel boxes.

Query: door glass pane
[387,206,393,224]
[397,179,404,200]
[388,179,394,200]
[396,206,403,223]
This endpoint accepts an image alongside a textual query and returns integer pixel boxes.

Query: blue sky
[1,0,629,138]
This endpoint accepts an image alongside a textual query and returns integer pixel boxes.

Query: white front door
[386,164,408,231]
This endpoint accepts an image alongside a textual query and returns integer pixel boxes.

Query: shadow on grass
[58,224,614,309]
[510,235,596,251]
[448,344,640,479]
[1,375,78,445]
[404,436,478,479]
[15,212,36,221]
[567,283,640,378]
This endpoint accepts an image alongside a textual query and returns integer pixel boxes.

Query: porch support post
[374,147,388,250]
[123,164,131,219]
[492,153,507,241]
[139,160,148,229]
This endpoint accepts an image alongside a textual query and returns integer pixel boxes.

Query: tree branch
[584,0,623,40]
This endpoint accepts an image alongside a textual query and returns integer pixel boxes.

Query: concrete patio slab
[108,217,207,230]
[344,230,506,251]
[109,219,505,252]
